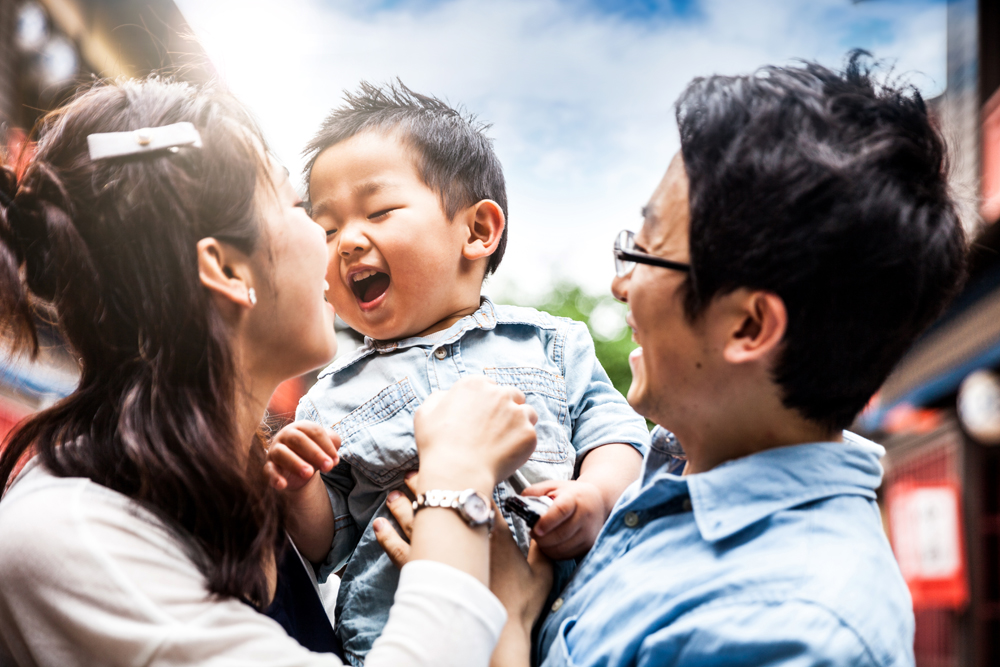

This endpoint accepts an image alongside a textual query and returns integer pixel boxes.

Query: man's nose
[611,273,629,304]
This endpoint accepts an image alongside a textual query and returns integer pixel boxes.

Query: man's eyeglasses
[613,229,691,278]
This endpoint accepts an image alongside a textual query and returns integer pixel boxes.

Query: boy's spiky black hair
[304,80,508,276]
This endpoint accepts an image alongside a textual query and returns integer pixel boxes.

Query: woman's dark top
[260,542,345,657]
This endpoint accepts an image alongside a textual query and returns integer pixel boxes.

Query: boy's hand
[522,479,607,560]
[264,420,341,494]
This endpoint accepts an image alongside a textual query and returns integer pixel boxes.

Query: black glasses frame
[614,229,691,277]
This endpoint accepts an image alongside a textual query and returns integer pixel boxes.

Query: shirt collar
[365,297,499,353]
[643,431,885,543]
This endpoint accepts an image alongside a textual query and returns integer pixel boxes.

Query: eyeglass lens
[615,230,636,278]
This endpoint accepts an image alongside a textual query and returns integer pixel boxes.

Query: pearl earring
[248,287,257,306]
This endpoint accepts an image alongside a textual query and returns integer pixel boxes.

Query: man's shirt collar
[638,431,884,543]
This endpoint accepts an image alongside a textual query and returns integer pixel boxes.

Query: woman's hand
[414,376,538,494]
[375,476,551,667]
[374,482,554,632]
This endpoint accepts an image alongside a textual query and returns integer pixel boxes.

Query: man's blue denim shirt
[297,297,650,665]
[537,429,915,667]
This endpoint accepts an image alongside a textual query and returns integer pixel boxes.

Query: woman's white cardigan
[0,461,506,666]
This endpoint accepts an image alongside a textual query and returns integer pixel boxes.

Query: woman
[0,78,548,666]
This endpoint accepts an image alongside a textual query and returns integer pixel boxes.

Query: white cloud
[176,0,946,301]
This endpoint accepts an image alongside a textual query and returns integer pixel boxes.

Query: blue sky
[177,0,947,309]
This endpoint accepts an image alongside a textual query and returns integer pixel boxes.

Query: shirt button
[682,498,692,512]
[434,347,448,360]
[551,597,564,612]
[623,511,639,527]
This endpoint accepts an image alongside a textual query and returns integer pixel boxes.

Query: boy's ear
[720,289,787,366]
[197,237,257,316]
[461,200,505,262]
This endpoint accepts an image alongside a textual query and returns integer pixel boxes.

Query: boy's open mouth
[351,270,391,305]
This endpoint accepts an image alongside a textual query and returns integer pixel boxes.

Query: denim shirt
[536,429,915,667]
[297,298,650,665]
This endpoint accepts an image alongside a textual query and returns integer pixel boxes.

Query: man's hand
[523,479,607,560]
[375,478,552,667]
[264,420,340,493]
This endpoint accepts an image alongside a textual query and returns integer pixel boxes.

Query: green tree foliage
[527,283,636,399]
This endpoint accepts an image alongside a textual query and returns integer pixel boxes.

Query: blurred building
[857,2,1000,666]
[0,0,210,442]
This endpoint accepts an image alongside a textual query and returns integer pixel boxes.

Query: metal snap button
[682,498,692,512]
[434,347,447,360]
[624,511,639,527]
[551,597,564,612]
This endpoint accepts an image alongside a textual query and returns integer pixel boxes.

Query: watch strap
[412,488,495,531]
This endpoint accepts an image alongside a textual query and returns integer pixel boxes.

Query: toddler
[266,82,649,665]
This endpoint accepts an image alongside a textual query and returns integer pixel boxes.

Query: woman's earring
[248,287,257,306]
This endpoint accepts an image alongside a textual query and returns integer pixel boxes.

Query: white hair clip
[87,121,203,161]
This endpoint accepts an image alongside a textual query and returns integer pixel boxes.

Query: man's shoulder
[707,495,914,665]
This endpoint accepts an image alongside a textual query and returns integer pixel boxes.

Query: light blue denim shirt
[537,429,914,667]
[297,297,650,665]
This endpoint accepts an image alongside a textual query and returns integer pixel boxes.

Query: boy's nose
[338,225,370,258]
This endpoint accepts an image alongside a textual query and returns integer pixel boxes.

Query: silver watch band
[412,488,495,531]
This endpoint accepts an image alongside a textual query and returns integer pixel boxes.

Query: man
[532,55,965,666]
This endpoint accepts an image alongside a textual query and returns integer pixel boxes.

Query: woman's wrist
[416,458,496,496]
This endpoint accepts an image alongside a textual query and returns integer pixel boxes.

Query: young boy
[267,82,649,664]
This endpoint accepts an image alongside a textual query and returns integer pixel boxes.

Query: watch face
[464,493,490,523]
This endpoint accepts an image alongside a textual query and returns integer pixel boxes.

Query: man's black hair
[675,51,967,431]
[303,80,508,276]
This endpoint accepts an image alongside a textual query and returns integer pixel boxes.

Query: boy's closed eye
[368,207,397,221]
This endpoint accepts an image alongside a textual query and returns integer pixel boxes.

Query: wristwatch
[412,489,495,532]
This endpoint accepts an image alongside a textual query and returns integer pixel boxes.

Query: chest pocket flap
[484,366,574,475]
[334,378,419,487]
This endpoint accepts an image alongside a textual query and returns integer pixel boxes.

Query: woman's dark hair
[303,80,509,276]
[676,52,967,432]
[0,78,283,605]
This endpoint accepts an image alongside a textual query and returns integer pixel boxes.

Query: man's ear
[461,200,505,262]
[722,290,787,365]
[197,237,256,312]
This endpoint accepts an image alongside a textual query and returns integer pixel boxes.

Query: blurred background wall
[0,0,210,442]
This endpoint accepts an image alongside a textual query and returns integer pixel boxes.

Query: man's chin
[627,348,647,410]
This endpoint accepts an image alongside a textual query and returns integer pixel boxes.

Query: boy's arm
[576,443,643,513]
[282,476,336,564]
[524,444,642,559]
[264,419,340,564]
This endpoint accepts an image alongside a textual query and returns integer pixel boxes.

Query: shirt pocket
[333,378,420,489]
[553,617,582,666]
[484,366,575,482]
